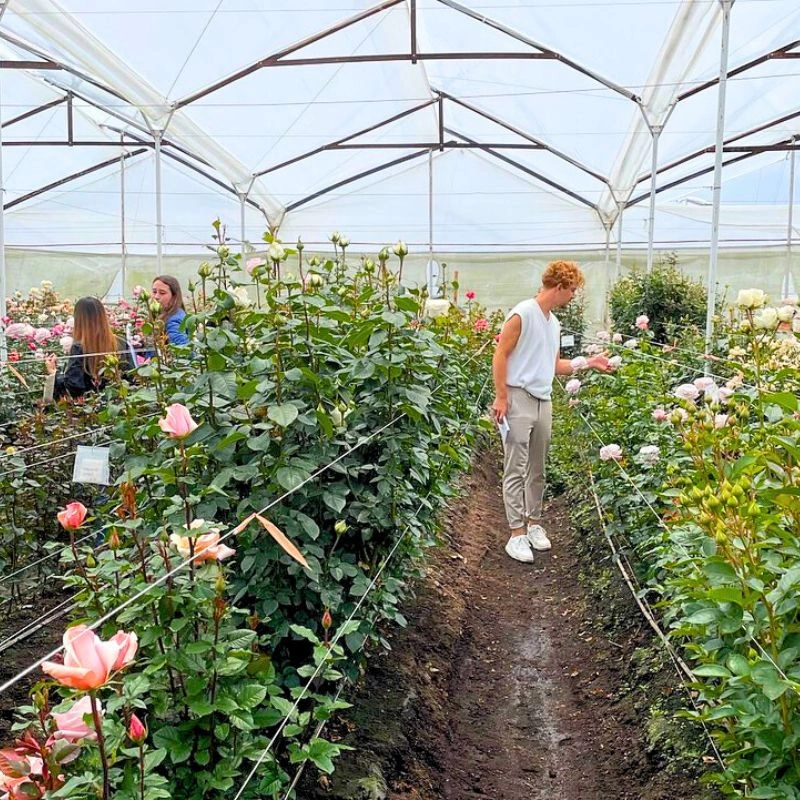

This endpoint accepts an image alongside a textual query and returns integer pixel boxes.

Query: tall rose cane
[159,404,200,578]
[57,502,101,613]
[129,714,147,800]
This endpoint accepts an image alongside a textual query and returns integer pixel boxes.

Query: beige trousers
[502,387,552,530]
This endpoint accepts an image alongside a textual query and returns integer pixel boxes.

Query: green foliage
[609,254,712,343]
[5,229,496,799]
[557,291,587,358]
[549,312,800,798]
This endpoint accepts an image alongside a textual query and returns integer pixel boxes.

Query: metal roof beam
[1,94,66,129]
[284,149,430,213]
[253,97,438,178]
[433,0,640,103]
[435,89,611,186]
[446,128,597,211]
[174,0,405,110]
[4,148,148,211]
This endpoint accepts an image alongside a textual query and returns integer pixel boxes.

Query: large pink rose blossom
[674,383,700,401]
[635,314,649,330]
[565,378,581,395]
[158,404,199,439]
[170,520,236,564]
[41,625,138,690]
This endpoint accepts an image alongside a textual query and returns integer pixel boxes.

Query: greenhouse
[0,0,799,798]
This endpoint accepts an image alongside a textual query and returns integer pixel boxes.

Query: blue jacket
[165,309,190,346]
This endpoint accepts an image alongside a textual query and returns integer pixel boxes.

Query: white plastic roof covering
[1,0,800,253]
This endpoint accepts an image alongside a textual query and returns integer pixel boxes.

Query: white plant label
[73,445,110,485]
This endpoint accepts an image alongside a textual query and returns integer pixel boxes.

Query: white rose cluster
[736,288,767,309]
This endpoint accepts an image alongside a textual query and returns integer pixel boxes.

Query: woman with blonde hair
[150,275,190,346]
[45,297,133,400]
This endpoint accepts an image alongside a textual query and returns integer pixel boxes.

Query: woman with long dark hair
[45,297,133,400]
[151,275,190,346]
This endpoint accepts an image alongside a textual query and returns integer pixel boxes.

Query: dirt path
[306,448,713,800]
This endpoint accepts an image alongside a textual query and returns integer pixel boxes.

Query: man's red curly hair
[541,260,585,290]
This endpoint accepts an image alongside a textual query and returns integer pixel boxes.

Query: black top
[54,339,135,401]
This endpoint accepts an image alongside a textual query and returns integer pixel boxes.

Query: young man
[491,260,609,563]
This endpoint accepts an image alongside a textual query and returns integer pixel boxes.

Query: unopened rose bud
[321,609,333,630]
[308,256,320,268]
[129,713,147,744]
[198,262,213,278]
[215,573,226,595]
[148,299,162,315]
[218,245,230,260]
[86,554,96,568]
[378,247,390,263]
[363,258,376,273]
[297,237,304,251]
[338,236,350,249]
[334,520,348,535]
[329,231,340,244]
[392,240,408,258]
[108,529,121,550]
[268,242,285,262]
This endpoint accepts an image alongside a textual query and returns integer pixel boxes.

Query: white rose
[637,444,660,465]
[565,378,581,395]
[424,298,450,319]
[267,243,285,262]
[595,330,610,342]
[777,305,796,322]
[753,307,778,329]
[736,288,767,309]
[608,355,623,369]
[714,414,729,429]
[623,338,638,349]
[231,287,252,307]
[693,377,716,392]
[612,332,623,344]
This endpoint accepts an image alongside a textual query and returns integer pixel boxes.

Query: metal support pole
[0,69,6,361]
[239,191,248,266]
[784,142,796,299]
[120,134,127,296]
[705,0,734,367]
[615,202,624,282]
[603,224,611,326]
[428,149,434,261]
[646,126,662,273]
[154,130,164,272]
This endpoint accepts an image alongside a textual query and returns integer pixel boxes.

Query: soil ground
[303,447,717,800]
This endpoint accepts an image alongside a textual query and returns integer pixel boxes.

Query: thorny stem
[89,690,110,800]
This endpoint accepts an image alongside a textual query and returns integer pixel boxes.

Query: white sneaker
[526,524,552,551]
[505,534,534,563]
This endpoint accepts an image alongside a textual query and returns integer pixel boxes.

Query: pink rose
[51,696,98,743]
[158,404,199,439]
[714,414,729,429]
[465,290,476,300]
[473,318,489,332]
[169,530,236,564]
[635,314,649,331]
[128,713,147,744]
[565,378,581,395]
[42,625,138,690]
[246,257,266,275]
[599,444,622,461]
[57,502,87,531]
[652,408,668,422]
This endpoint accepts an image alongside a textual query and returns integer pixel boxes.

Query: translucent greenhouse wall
[6,245,796,330]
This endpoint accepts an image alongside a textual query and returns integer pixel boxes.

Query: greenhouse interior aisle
[307,448,711,800]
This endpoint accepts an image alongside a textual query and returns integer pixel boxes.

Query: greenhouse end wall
[4,246,796,328]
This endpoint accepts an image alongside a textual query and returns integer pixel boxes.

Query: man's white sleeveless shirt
[504,299,561,400]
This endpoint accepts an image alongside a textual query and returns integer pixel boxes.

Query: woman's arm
[165,312,190,346]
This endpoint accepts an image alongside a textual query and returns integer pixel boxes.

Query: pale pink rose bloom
[246,257,266,275]
[565,378,581,395]
[51,696,98,743]
[595,330,610,342]
[60,335,74,353]
[170,531,236,564]
[42,625,137,690]
[674,383,700,401]
[608,355,623,370]
[718,386,734,403]
[693,376,716,392]
[599,444,623,461]
[109,631,138,670]
[158,403,199,439]
[612,332,623,344]
[570,356,588,371]
[34,327,52,344]
[714,414,729,428]
[4,322,35,339]
[652,408,668,422]
[34,350,46,361]
[132,285,145,298]
[623,338,638,349]
[473,318,489,332]
[635,314,649,330]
